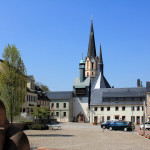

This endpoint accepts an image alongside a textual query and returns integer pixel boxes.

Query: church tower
[85,18,98,82]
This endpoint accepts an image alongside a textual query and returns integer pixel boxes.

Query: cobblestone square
[24,123,150,150]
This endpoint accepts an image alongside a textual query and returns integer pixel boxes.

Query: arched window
[87,72,89,77]
[87,61,89,69]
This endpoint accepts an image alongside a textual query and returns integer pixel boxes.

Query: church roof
[91,72,111,91]
[90,87,146,106]
[87,20,96,58]
[73,77,90,88]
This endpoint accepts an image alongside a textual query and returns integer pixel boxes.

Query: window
[107,116,110,121]
[27,95,28,101]
[51,103,54,109]
[92,63,94,69]
[87,72,89,77]
[63,103,66,108]
[137,106,140,111]
[87,61,89,69]
[115,98,119,103]
[140,98,142,102]
[92,72,93,75]
[29,95,30,101]
[142,106,143,111]
[107,107,110,111]
[107,98,110,103]
[23,108,26,112]
[123,98,126,102]
[122,106,125,111]
[56,103,59,108]
[115,107,119,111]
[63,112,66,117]
[94,107,97,111]
[131,106,134,111]
[56,112,59,117]
[131,98,134,102]
[115,116,119,120]
[101,107,104,111]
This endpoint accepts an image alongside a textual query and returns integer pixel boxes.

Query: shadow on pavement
[27,134,74,137]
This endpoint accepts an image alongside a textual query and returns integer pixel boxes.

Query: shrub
[27,124,48,130]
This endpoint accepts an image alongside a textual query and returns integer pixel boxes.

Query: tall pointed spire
[87,17,96,58]
[98,43,103,75]
[99,43,103,64]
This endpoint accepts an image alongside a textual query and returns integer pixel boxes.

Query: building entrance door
[136,116,140,125]
[94,116,98,123]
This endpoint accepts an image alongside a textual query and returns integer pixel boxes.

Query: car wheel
[109,127,112,131]
[103,126,105,129]
[124,127,127,132]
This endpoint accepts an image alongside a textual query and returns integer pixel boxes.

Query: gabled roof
[87,20,96,58]
[46,91,73,100]
[91,72,110,91]
[73,77,90,88]
[27,75,35,81]
[90,87,146,106]
[35,85,50,101]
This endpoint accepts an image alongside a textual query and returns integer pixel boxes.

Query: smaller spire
[99,43,103,64]
[82,52,83,60]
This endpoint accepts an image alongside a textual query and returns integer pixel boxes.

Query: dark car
[107,121,135,131]
[101,121,111,129]
[101,119,119,129]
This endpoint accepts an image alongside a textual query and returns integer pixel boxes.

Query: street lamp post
[143,100,146,136]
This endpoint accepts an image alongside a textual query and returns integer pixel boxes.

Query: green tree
[0,44,27,123]
[36,82,50,92]
[31,106,50,123]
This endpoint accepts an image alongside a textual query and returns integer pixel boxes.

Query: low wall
[12,122,32,130]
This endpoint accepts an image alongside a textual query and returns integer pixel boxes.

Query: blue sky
[0,0,150,91]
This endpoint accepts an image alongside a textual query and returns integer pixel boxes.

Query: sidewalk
[134,125,150,136]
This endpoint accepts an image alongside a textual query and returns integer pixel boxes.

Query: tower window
[87,72,89,77]
[92,72,93,75]
[87,61,89,69]
[92,62,94,69]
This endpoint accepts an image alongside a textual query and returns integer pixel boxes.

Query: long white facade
[90,105,145,124]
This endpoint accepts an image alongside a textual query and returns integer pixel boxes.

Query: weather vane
[82,52,83,60]
[91,15,93,21]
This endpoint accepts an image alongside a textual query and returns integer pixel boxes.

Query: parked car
[140,122,150,130]
[107,121,135,131]
[101,121,112,129]
[101,119,119,129]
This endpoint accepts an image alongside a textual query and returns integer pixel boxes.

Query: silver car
[140,122,150,130]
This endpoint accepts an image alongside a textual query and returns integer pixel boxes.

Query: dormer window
[123,98,126,102]
[87,72,89,77]
[107,98,110,103]
[75,88,86,95]
[115,98,119,103]
[140,98,142,102]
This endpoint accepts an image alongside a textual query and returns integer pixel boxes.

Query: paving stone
[25,122,150,150]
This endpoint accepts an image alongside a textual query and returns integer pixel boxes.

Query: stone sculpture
[0,100,30,150]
